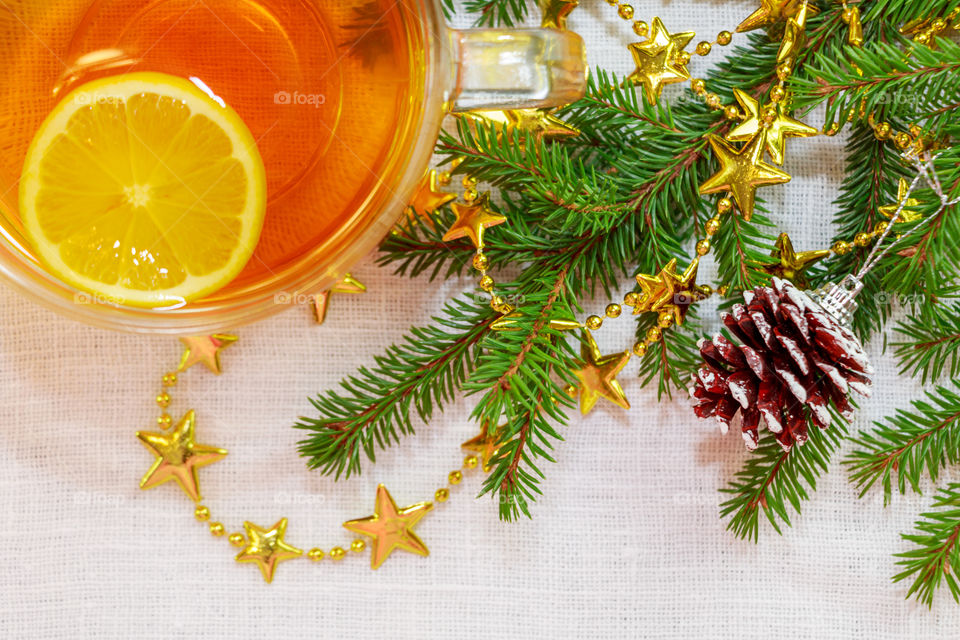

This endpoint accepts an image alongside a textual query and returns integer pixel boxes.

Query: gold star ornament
[178,334,238,375]
[632,257,709,326]
[442,193,507,249]
[235,518,303,583]
[736,0,818,33]
[572,331,631,415]
[760,232,829,289]
[462,423,508,472]
[634,16,695,58]
[313,273,367,325]
[407,169,455,228]
[539,0,578,30]
[627,17,694,104]
[455,109,580,145]
[136,410,227,502]
[777,0,809,62]
[879,178,923,224]
[699,133,792,221]
[726,89,817,165]
[343,485,433,569]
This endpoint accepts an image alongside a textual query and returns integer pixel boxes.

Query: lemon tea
[0,0,424,300]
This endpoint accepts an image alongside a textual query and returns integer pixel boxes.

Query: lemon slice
[20,72,267,308]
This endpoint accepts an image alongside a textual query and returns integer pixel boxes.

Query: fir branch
[894,483,960,607]
[466,264,579,519]
[379,209,476,281]
[793,37,960,132]
[635,309,704,399]
[295,297,495,477]
[863,0,960,29]
[463,0,529,27]
[720,415,848,542]
[846,386,960,502]
[710,206,777,293]
[893,302,960,384]
[881,148,960,295]
[439,0,455,21]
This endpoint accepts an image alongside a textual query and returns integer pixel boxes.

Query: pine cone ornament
[692,277,873,450]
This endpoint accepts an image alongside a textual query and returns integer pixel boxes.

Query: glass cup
[0,0,586,334]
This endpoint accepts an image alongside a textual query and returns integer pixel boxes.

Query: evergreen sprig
[463,0,529,27]
[634,309,704,399]
[895,483,960,607]
[295,297,494,477]
[893,302,960,384]
[793,36,960,133]
[465,264,580,519]
[846,386,960,503]
[720,413,848,542]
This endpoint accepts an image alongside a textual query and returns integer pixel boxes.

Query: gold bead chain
[145,360,483,578]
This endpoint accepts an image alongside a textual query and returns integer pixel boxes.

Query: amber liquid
[0,0,421,294]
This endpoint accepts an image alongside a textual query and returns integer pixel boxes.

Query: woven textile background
[0,1,958,638]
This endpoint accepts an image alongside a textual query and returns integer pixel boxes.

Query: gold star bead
[407,170,455,228]
[455,109,580,144]
[490,311,524,332]
[572,331,631,414]
[760,232,829,289]
[699,133,792,221]
[235,519,303,583]
[343,485,433,570]
[633,257,706,326]
[178,334,238,375]
[462,423,507,472]
[727,89,818,165]
[313,273,367,325]
[633,16,695,58]
[539,0,578,30]
[136,410,227,503]
[879,178,923,223]
[442,193,506,250]
[736,0,819,33]
[626,18,694,104]
[777,0,809,62]
[492,312,582,333]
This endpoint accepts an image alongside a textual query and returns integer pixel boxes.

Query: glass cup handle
[449,28,587,111]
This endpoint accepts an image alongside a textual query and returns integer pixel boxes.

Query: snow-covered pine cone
[692,277,873,451]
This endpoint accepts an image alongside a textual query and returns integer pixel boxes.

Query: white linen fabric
[0,1,958,638]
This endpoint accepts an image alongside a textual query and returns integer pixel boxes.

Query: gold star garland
[136,336,491,582]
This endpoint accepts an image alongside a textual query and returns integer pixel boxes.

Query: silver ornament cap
[808,274,863,328]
